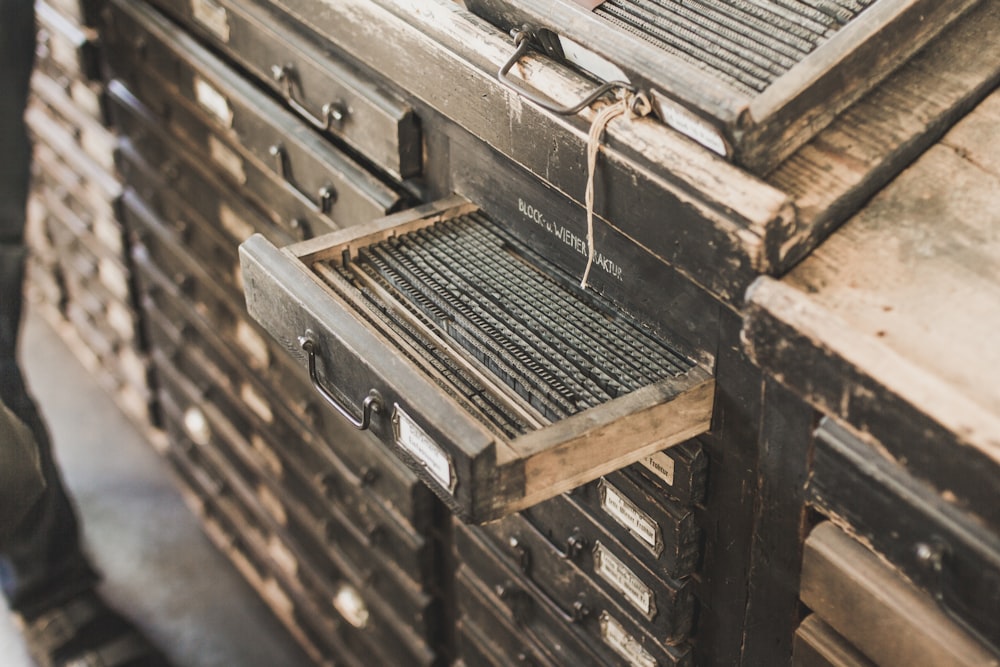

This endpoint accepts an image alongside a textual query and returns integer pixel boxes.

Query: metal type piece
[498,28,635,115]
[271,63,346,131]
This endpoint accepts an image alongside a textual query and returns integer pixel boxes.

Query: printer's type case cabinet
[80,0,1000,664]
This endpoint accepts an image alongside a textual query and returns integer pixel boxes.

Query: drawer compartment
[143,0,420,179]
[241,199,714,522]
[467,0,980,172]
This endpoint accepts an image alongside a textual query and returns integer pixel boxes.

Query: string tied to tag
[581,89,651,289]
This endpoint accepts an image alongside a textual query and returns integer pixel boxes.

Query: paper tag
[191,0,230,41]
[393,405,455,493]
[183,406,211,446]
[640,451,676,487]
[600,612,658,667]
[267,535,297,575]
[194,76,233,127]
[257,484,287,525]
[649,91,729,157]
[557,35,630,85]
[236,319,270,370]
[333,583,369,629]
[97,257,128,299]
[594,542,655,618]
[600,479,662,555]
[241,382,273,424]
[218,202,255,241]
[208,135,246,184]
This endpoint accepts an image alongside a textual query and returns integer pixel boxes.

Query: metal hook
[268,143,336,215]
[270,64,346,131]
[497,29,635,116]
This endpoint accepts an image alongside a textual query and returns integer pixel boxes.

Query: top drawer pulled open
[241,197,714,522]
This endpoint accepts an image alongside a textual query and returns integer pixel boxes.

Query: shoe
[16,590,172,667]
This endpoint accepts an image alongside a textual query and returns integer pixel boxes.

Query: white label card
[191,0,230,42]
[393,405,455,493]
[600,612,658,667]
[208,135,246,184]
[594,542,656,618]
[641,452,676,487]
[649,91,729,157]
[194,76,233,127]
[600,479,662,555]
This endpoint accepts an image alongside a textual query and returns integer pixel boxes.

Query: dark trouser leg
[0,0,99,618]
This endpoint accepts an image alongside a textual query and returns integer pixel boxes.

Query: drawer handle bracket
[299,331,381,431]
[271,64,345,131]
[269,144,336,215]
[498,29,634,116]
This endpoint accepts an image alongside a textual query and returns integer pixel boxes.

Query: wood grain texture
[746,90,1000,526]
[768,0,1000,269]
[801,522,999,667]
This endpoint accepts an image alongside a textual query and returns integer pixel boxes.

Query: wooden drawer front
[142,299,438,588]
[143,0,420,180]
[30,72,116,172]
[130,214,434,538]
[622,440,707,507]
[801,522,999,667]
[115,134,293,253]
[522,492,695,638]
[108,81,324,244]
[241,199,714,523]
[36,1,99,81]
[157,394,440,667]
[810,419,1000,654]
[480,510,695,646]
[152,351,441,643]
[455,523,693,667]
[465,0,979,172]
[793,615,876,667]
[101,0,406,227]
[570,473,701,579]
[456,569,563,667]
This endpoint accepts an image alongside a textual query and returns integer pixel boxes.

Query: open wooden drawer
[240,197,714,522]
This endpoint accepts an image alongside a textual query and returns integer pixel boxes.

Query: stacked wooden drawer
[97,0,445,664]
[25,0,156,428]
[453,441,706,667]
[745,89,1000,666]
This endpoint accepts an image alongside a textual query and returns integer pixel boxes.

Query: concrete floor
[0,305,314,666]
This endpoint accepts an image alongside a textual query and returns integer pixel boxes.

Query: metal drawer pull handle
[268,143,336,215]
[298,331,381,431]
[270,64,345,131]
[498,29,634,116]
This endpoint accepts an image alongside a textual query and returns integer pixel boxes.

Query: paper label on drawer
[392,405,455,493]
[557,36,630,86]
[208,135,246,184]
[235,319,270,370]
[194,76,233,127]
[241,382,273,424]
[217,202,254,241]
[49,36,77,74]
[594,541,655,619]
[600,611,658,667]
[190,0,230,42]
[649,91,728,157]
[640,452,675,486]
[599,479,662,555]
[332,583,369,629]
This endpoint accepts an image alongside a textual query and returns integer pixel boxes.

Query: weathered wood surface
[768,0,1000,270]
[810,418,1000,652]
[269,0,793,304]
[241,202,714,523]
[801,522,999,667]
[793,615,876,667]
[140,0,421,179]
[745,89,1000,528]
